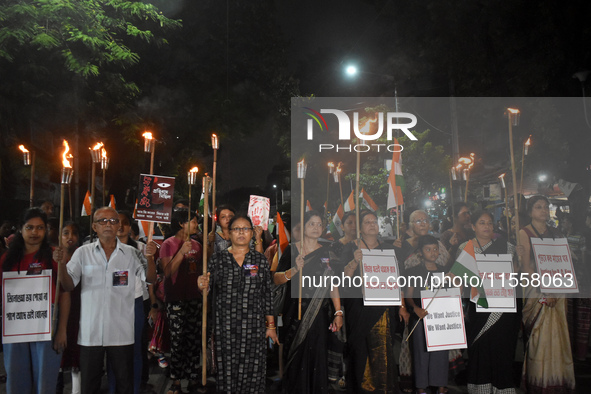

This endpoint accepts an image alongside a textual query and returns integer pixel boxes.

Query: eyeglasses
[24,225,45,232]
[94,218,120,226]
[413,219,429,225]
[230,227,253,233]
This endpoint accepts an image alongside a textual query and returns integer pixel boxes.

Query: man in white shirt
[58,207,156,394]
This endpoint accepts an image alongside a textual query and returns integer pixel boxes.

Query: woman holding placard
[458,211,520,394]
[517,196,575,394]
[1,208,70,394]
[343,210,410,393]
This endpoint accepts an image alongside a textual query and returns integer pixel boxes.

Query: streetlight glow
[345,65,358,76]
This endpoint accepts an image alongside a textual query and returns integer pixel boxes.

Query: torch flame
[189,166,199,173]
[336,162,343,173]
[62,140,73,168]
[18,145,29,153]
[142,132,153,140]
[359,116,378,136]
[101,147,107,159]
[458,153,476,170]
[90,142,103,151]
[525,136,532,146]
[507,108,520,114]
[498,173,506,179]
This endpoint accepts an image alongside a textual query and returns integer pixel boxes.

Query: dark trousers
[80,344,134,394]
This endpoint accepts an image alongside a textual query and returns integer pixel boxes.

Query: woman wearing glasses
[274,210,343,393]
[199,214,278,393]
[1,208,70,393]
[160,209,203,394]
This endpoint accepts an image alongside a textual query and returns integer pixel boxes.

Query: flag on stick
[329,204,345,237]
[81,190,92,216]
[449,240,488,308]
[360,188,379,212]
[306,200,313,212]
[344,190,356,212]
[387,138,405,209]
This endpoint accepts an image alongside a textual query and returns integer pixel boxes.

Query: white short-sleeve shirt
[67,238,145,346]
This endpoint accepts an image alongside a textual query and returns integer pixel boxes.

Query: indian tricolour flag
[343,191,356,212]
[329,204,345,237]
[360,188,379,212]
[449,240,488,308]
[387,138,405,210]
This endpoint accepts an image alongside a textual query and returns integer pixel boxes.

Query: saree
[460,239,521,394]
[521,228,575,394]
[280,245,338,393]
[341,242,399,394]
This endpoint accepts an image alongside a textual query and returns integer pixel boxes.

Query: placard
[476,254,517,313]
[134,174,176,224]
[360,249,401,306]
[530,237,578,293]
[247,195,270,230]
[3,270,52,344]
[421,287,467,352]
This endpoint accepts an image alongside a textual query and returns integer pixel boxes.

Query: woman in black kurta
[459,211,521,394]
[201,215,277,393]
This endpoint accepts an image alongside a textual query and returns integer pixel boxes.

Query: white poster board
[530,237,578,293]
[3,270,52,344]
[476,254,517,313]
[360,249,401,306]
[247,195,270,230]
[421,287,467,352]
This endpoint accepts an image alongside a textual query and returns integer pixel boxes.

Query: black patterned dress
[209,249,274,393]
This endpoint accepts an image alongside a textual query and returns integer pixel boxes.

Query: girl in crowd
[57,222,81,394]
[200,214,278,393]
[160,209,203,394]
[518,196,575,393]
[343,210,409,393]
[277,210,343,393]
[210,204,235,253]
[460,211,520,394]
[405,235,449,394]
[1,208,70,393]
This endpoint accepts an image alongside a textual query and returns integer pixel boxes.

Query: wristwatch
[151,303,158,309]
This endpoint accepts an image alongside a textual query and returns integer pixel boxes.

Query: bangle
[283,271,291,281]
[266,326,277,330]
[265,321,276,329]
[334,309,343,316]
[151,303,158,309]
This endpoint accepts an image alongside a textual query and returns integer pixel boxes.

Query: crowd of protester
[0,195,589,394]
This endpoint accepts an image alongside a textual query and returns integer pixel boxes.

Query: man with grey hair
[57,207,157,394]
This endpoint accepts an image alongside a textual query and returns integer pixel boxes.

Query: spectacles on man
[230,227,253,233]
[413,219,429,225]
[94,218,120,225]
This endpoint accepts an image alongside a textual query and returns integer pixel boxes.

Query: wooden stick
[449,169,455,218]
[405,285,442,341]
[52,183,66,335]
[30,152,35,208]
[298,178,304,320]
[212,149,217,229]
[90,163,96,240]
[102,168,106,207]
[396,206,400,239]
[505,186,510,236]
[508,115,520,247]
[147,145,156,244]
[355,146,361,277]
[519,143,525,212]
[339,176,344,208]
[202,177,210,386]
[188,183,192,241]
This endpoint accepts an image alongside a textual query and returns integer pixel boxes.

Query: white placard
[476,254,517,313]
[530,237,578,293]
[360,249,401,306]
[3,270,52,344]
[421,287,467,352]
[247,195,270,231]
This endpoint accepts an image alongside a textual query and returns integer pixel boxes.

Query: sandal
[437,388,449,394]
[166,383,182,394]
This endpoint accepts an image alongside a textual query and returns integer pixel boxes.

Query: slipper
[166,383,182,394]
